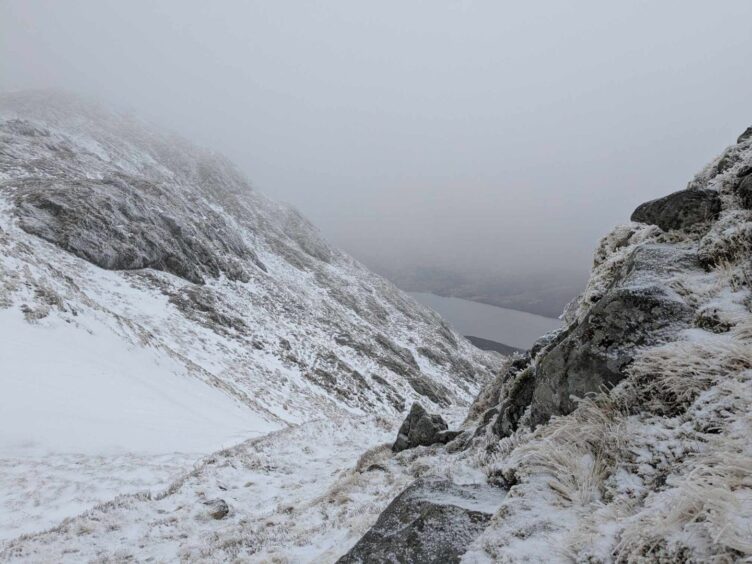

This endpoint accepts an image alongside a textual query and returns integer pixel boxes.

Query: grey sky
[2,0,751,280]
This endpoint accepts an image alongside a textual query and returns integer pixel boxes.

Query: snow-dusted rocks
[529,244,697,426]
[736,170,752,209]
[204,498,229,520]
[455,126,752,561]
[630,188,721,232]
[14,175,260,284]
[391,403,459,452]
[342,125,752,562]
[338,478,504,564]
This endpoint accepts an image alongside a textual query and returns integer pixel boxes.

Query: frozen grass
[622,338,752,415]
[616,405,752,561]
[470,333,752,562]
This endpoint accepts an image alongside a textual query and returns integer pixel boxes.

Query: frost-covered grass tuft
[617,409,752,561]
[502,394,629,507]
[623,338,752,415]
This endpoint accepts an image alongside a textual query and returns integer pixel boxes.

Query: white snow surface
[0,309,278,457]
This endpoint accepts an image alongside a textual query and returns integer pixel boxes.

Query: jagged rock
[631,188,721,231]
[737,174,752,209]
[13,176,261,284]
[337,478,503,564]
[477,245,697,437]
[737,125,752,144]
[493,365,536,437]
[392,403,456,452]
[530,285,692,426]
[204,499,229,520]
[528,245,696,427]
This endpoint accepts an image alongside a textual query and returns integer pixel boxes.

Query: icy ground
[0,309,278,457]
[0,412,492,562]
[0,452,195,543]
[0,307,279,543]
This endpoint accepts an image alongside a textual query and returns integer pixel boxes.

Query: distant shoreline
[464,335,524,356]
[409,292,561,350]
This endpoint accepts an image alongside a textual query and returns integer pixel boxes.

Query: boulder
[392,403,456,452]
[483,245,697,437]
[204,498,229,520]
[337,478,503,564]
[631,189,721,231]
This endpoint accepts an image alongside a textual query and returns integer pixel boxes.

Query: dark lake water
[409,292,561,350]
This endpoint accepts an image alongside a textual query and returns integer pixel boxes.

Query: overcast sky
[2,0,752,280]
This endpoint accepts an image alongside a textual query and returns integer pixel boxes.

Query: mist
[3,0,752,288]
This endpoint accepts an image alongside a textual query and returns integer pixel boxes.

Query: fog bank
[3,0,751,283]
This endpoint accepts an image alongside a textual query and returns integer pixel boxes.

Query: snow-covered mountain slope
[0,91,499,545]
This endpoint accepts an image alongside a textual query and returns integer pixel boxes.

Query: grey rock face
[529,245,696,426]
[631,189,721,231]
[204,499,229,520]
[737,174,752,210]
[337,478,502,564]
[475,245,697,438]
[13,176,261,284]
[392,403,456,452]
[530,284,692,426]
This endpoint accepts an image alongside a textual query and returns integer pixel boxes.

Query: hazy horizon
[3,0,752,284]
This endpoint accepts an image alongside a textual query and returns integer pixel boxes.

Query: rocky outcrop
[392,403,459,452]
[475,241,700,438]
[337,478,503,564]
[13,175,261,284]
[530,283,692,426]
[630,188,721,231]
[737,171,752,209]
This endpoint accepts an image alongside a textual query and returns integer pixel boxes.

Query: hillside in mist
[0,91,499,550]
[1,92,751,563]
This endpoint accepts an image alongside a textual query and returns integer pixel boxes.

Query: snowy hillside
[0,91,498,548]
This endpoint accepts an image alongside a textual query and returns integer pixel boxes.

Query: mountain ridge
[0,91,499,546]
